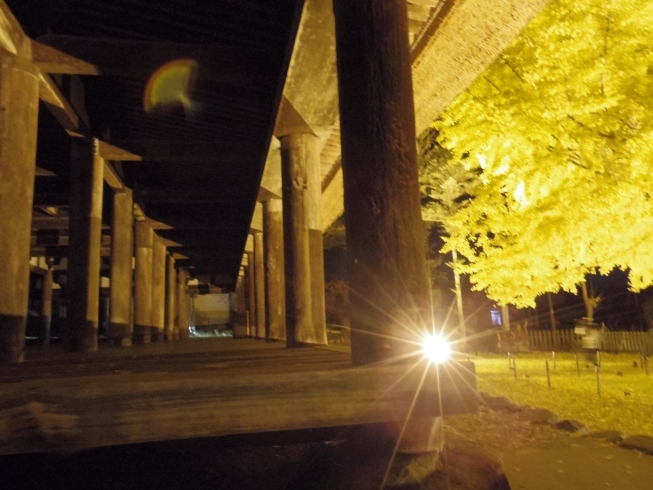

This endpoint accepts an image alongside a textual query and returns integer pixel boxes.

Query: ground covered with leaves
[471,353,653,436]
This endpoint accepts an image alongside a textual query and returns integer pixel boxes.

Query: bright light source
[422,334,451,363]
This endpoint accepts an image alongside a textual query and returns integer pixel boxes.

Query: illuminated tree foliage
[433,0,653,307]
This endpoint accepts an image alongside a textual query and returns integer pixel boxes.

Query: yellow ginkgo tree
[432,0,653,308]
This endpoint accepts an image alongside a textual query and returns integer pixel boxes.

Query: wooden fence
[526,330,653,353]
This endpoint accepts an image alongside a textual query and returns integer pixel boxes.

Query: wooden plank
[0,356,477,455]
[33,35,277,83]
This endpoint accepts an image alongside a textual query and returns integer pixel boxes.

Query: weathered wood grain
[0,340,476,455]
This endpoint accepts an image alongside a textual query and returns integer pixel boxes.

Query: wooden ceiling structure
[9,0,552,290]
[10,0,304,288]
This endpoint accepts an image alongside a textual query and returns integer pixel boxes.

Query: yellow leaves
[428,0,653,307]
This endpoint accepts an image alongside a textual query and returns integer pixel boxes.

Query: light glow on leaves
[431,0,653,307]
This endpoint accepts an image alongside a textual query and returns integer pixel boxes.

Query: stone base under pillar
[151,328,164,342]
[65,321,98,352]
[111,337,133,348]
[133,325,152,344]
[109,323,131,347]
[0,314,26,363]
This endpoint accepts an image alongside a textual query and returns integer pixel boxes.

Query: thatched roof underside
[412,0,553,135]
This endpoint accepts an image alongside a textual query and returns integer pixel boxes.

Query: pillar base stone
[133,325,152,344]
[0,315,26,363]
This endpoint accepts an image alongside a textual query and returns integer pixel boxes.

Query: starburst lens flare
[421,334,451,363]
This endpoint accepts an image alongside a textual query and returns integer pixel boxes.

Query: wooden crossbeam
[97,140,142,162]
[0,0,25,56]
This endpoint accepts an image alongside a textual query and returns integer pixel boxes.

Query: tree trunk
[451,248,466,348]
[547,292,557,332]
[581,280,594,321]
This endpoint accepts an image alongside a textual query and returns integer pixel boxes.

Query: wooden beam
[33,35,277,83]
[0,0,26,56]
[103,161,126,192]
[31,39,99,75]
[145,217,173,230]
[0,348,476,455]
[257,186,281,202]
[97,140,142,162]
[35,167,56,177]
[38,73,84,137]
[31,216,110,231]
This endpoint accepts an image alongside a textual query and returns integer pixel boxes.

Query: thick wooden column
[306,134,327,345]
[280,133,324,345]
[254,232,266,339]
[133,221,154,344]
[109,189,133,347]
[246,252,256,337]
[177,269,190,339]
[151,238,166,342]
[67,139,104,352]
[0,47,40,362]
[333,0,430,364]
[263,199,285,341]
[39,266,54,346]
[165,254,177,340]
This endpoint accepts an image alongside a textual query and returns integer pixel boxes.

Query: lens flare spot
[422,334,451,363]
[143,59,198,113]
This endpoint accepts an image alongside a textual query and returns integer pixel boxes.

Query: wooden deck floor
[0,338,476,455]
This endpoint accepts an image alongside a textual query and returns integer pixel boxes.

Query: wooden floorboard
[0,338,477,455]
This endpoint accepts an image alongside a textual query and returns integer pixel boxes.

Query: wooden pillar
[334,0,440,454]
[0,46,40,362]
[333,0,430,365]
[66,139,104,352]
[39,265,54,346]
[254,232,266,339]
[246,252,256,337]
[165,254,177,340]
[133,221,154,344]
[177,269,190,339]
[306,134,327,345]
[280,133,322,345]
[263,199,285,341]
[151,238,166,342]
[233,273,248,338]
[109,189,133,347]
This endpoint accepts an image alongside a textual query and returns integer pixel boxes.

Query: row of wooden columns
[0,45,191,361]
[236,132,328,347]
[2,0,431,369]
[109,201,191,348]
